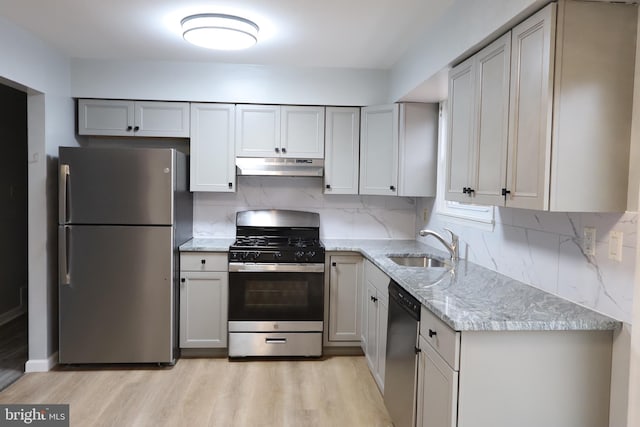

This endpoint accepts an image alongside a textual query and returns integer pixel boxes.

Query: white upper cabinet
[78,99,190,138]
[190,103,236,192]
[446,32,511,205]
[360,104,399,195]
[235,104,324,158]
[324,107,360,195]
[281,106,325,158]
[361,103,438,197]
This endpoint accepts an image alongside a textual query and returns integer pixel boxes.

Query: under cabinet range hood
[236,157,324,177]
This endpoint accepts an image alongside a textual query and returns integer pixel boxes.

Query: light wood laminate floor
[0,356,392,427]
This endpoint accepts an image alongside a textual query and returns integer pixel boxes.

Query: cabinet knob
[371,296,378,303]
[428,329,437,338]
[390,185,396,191]
[201,259,206,265]
[126,126,133,131]
[501,188,511,197]
[468,188,475,195]
[180,278,185,283]
[414,346,422,354]
[228,182,233,189]
[275,147,280,153]
[332,262,337,267]
[133,126,140,132]
[281,147,287,154]
[326,184,331,189]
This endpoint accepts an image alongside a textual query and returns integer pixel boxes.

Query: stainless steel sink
[387,255,450,268]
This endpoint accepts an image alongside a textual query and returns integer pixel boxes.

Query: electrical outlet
[583,227,596,256]
[609,231,623,262]
[423,208,429,222]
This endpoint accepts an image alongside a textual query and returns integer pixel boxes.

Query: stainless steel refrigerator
[58,147,192,364]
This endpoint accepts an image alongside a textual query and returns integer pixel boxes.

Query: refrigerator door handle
[59,164,70,223]
[59,226,71,285]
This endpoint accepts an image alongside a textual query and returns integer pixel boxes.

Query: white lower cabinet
[362,259,389,392]
[179,253,228,348]
[416,306,613,427]
[327,255,363,343]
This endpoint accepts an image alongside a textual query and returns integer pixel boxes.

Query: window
[435,102,495,229]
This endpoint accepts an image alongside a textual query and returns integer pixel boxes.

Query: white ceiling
[0,0,453,70]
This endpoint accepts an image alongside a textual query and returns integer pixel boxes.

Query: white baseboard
[25,352,58,373]
[0,305,26,326]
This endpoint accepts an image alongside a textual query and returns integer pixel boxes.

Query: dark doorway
[0,82,28,391]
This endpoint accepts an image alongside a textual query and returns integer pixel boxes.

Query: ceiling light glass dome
[181,14,259,50]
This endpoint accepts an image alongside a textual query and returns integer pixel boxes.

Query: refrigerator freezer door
[59,225,174,364]
[59,147,174,225]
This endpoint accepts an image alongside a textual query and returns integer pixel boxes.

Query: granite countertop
[323,239,620,332]
[179,237,620,332]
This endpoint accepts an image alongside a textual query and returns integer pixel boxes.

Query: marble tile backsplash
[416,198,638,323]
[193,176,418,240]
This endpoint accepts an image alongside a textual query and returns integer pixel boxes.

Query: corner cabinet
[325,254,363,344]
[362,259,389,392]
[189,103,236,192]
[324,107,360,195]
[235,104,325,158]
[360,103,438,197]
[179,253,228,348]
[77,99,190,138]
[416,306,613,427]
[446,0,637,212]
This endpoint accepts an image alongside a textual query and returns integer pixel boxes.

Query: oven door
[228,263,324,324]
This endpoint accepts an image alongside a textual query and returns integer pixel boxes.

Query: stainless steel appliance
[228,209,324,357]
[58,147,192,364]
[384,280,421,427]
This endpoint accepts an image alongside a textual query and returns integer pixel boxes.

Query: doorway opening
[0,82,28,391]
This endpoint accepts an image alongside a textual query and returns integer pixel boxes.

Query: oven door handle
[228,263,325,273]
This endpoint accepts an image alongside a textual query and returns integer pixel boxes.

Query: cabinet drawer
[181,253,228,271]
[364,259,390,294]
[420,306,460,370]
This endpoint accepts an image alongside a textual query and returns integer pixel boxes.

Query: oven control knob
[241,252,250,260]
[306,251,316,259]
[274,251,282,260]
[251,252,260,260]
[295,251,305,259]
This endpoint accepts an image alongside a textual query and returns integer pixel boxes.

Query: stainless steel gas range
[227,209,325,357]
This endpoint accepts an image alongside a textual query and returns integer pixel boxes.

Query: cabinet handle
[133,126,140,132]
[201,259,206,265]
[414,346,421,354]
[281,147,287,154]
[501,188,511,197]
[390,185,396,191]
[371,296,378,302]
[180,278,186,283]
[428,329,437,338]
[468,188,475,196]
[275,147,280,153]
[326,184,331,189]
[126,126,133,131]
[462,187,468,194]
[228,182,233,189]
[332,262,337,267]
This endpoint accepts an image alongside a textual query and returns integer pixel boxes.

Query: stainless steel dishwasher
[384,280,421,427]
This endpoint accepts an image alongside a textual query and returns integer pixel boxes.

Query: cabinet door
[506,4,556,210]
[78,99,135,136]
[375,297,388,392]
[365,282,378,373]
[416,336,459,427]
[281,106,325,158]
[328,256,363,342]
[360,105,399,195]
[445,58,476,203]
[235,105,281,157]
[472,32,511,206]
[324,107,360,194]
[134,101,190,138]
[179,271,228,348]
[190,103,236,192]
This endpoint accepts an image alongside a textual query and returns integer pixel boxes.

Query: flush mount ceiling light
[181,13,259,50]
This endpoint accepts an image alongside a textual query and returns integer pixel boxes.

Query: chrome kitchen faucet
[418,228,459,262]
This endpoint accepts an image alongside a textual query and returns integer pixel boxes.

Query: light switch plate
[609,231,623,262]
[583,227,596,256]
